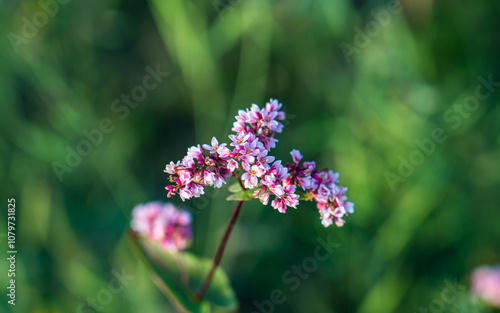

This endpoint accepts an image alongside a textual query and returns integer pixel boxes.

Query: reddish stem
[237,176,245,190]
[195,200,244,301]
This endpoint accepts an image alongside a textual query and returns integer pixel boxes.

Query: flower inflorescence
[131,202,192,251]
[164,99,354,227]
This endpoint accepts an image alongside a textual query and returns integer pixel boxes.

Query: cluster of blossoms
[131,202,192,251]
[164,99,354,227]
[283,150,354,227]
[471,264,500,308]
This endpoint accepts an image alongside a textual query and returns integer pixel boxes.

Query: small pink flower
[179,187,193,201]
[178,171,192,185]
[247,104,262,124]
[344,201,354,214]
[334,217,345,227]
[262,173,277,186]
[271,198,287,213]
[260,136,279,150]
[282,185,299,208]
[285,193,300,208]
[235,109,249,123]
[229,132,252,147]
[254,188,270,205]
[269,184,285,197]
[203,170,216,186]
[227,159,239,172]
[297,176,312,189]
[232,121,246,133]
[303,161,316,171]
[191,183,205,197]
[187,145,204,161]
[319,208,334,227]
[203,137,229,156]
[326,170,340,184]
[256,150,275,168]
[270,161,289,181]
[213,174,226,188]
[241,163,265,189]
[164,161,180,175]
[260,109,278,127]
[314,185,330,202]
[265,98,283,113]
[181,156,195,169]
[238,140,260,163]
[290,149,303,164]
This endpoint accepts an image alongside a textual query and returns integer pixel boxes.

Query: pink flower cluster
[164,99,354,227]
[471,264,500,308]
[131,202,192,252]
[164,137,233,201]
[284,150,354,227]
[164,99,285,203]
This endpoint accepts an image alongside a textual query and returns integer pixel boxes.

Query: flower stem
[237,176,245,190]
[195,200,244,301]
[233,171,246,190]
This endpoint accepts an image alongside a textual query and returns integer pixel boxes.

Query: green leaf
[296,190,314,201]
[228,183,243,193]
[226,188,256,201]
[128,231,238,313]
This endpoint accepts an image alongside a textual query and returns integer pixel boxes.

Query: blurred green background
[1,0,500,312]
